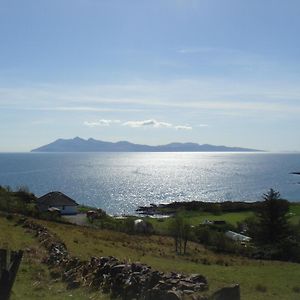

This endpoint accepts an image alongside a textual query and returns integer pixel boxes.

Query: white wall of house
[55,205,78,215]
[38,204,78,215]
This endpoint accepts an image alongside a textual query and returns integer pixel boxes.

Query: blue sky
[1,0,300,151]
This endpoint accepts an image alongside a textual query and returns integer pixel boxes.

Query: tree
[255,189,290,244]
[169,212,191,255]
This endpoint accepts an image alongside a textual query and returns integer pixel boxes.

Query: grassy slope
[37,219,300,300]
[0,216,108,300]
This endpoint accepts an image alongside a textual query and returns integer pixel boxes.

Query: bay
[0,152,299,214]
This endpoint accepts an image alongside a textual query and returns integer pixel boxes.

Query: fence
[0,249,23,300]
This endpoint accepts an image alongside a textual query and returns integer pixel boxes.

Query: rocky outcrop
[21,219,240,300]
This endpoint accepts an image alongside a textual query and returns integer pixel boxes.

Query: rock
[110,264,126,276]
[147,271,162,288]
[178,280,195,290]
[157,282,173,290]
[189,274,208,284]
[194,283,208,291]
[49,269,61,279]
[210,284,240,300]
[67,280,80,289]
[191,296,209,300]
[131,262,143,272]
[165,290,183,300]
[183,289,195,295]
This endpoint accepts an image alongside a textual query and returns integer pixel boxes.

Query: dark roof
[37,191,78,206]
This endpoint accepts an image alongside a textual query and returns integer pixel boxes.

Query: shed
[37,191,78,215]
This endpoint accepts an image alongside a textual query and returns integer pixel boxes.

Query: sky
[1,0,300,152]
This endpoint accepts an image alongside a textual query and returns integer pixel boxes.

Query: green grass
[290,203,300,224]
[36,219,300,300]
[0,216,109,300]
[146,210,254,234]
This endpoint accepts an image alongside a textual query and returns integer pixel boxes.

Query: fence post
[0,249,8,270]
[0,249,23,300]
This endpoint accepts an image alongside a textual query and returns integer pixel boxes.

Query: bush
[123,218,135,234]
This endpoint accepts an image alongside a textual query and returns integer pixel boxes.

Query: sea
[0,152,299,215]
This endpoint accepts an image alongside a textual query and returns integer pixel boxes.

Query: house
[36,191,78,215]
[225,230,251,242]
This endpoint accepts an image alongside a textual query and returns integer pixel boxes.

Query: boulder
[210,284,240,300]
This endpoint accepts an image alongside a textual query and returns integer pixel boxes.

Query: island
[31,137,263,152]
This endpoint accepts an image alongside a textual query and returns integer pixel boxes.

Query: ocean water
[0,152,299,214]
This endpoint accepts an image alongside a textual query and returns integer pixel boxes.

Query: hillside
[1,214,299,300]
[31,137,262,152]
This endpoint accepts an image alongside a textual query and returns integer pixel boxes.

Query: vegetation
[0,186,36,215]
[0,186,64,222]
[34,217,300,300]
[244,189,300,262]
[1,185,300,299]
[0,215,108,300]
[254,189,290,244]
[169,212,191,254]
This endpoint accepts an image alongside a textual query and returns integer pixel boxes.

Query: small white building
[225,230,251,242]
[37,191,78,215]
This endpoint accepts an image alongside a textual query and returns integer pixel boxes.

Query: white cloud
[84,119,121,127]
[122,119,172,128]
[83,118,194,130]
[122,119,192,130]
[174,125,193,130]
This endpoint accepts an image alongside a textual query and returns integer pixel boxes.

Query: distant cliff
[31,137,262,152]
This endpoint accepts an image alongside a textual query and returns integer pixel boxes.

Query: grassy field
[0,216,109,300]
[147,203,300,234]
[36,218,300,300]
[146,211,253,234]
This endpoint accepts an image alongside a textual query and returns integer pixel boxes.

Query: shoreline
[135,199,300,216]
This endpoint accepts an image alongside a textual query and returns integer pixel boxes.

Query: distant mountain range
[31,137,262,152]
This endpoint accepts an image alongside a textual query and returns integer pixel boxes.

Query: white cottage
[37,191,78,215]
